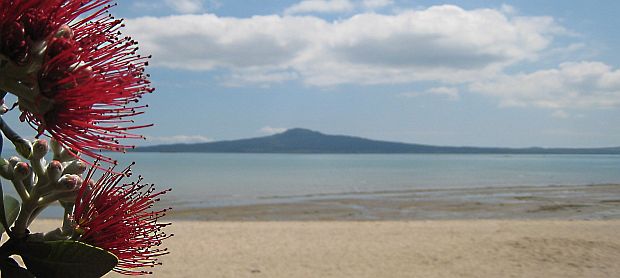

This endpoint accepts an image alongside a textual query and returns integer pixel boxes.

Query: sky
[6,0,620,148]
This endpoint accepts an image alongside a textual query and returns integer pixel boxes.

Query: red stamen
[72,164,171,275]
[0,1,153,166]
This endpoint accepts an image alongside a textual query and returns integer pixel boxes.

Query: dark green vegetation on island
[135,128,620,154]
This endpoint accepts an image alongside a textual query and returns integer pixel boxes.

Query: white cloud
[164,0,204,14]
[284,0,354,15]
[126,5,563,86]
[470,61,620,109]
[125,4,618,112]
[260,126,288,135]
[147,135,213,144]
[220,68,300,87]
[361,0,393,9]
[400,87,459,101]
[545,43,587,59]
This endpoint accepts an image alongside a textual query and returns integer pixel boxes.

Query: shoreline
[34,183,620,221]
[166,183,620,221]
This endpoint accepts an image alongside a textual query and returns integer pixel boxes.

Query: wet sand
[169,184,620,221]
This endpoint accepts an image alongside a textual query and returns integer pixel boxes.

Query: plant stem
[0,128,10,237]
[61,202,73,234]
[10,179,29,201]
[12,197,37,239]
[0,118,22,144]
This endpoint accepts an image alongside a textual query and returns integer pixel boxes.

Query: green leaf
[0,258,35,278]
[0,195,20,235]
[18,240,118,278]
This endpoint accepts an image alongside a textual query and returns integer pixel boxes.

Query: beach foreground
[30,219,620,277]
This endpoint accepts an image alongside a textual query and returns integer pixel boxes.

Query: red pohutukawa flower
[71,164,171,275]
[0,0,153,164]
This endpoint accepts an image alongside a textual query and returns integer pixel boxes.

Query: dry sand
[29,219,620,278]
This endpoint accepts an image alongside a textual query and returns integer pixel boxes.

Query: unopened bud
[54,24,74,39]
[74,66,93,85]
[56,174,82,192]
[65,148,79,158]
[13,162,31,180]
[0,158,12,180]
[8,156,20,169]
[57,148,79,162]
[63,160,87,175]
[14,138,32,159]
[0,104,9,115]
[47,160,63,182]
[50,139,63,157]
[31,139,49,160]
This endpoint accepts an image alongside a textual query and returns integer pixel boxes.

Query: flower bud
[46,160,63,182]
[13,138,32,159]
[8,156,21,169]
[56,174,82,192]
[0,104,9,115]
[74,65,93,85]
[0,158,12,180]
[50,138,63,157]
[56,148,79,162]
[13,162,31,180]
[63,160,87,175]
[31,139,49,160]
[54,24,74,39]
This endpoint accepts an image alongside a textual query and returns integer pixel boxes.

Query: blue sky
[7,0,620,148]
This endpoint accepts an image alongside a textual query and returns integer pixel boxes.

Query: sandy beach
[28,220,620,277]
[24,184,620,277]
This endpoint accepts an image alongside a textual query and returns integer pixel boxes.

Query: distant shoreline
[135,128,620,155]
[132,150,620,155]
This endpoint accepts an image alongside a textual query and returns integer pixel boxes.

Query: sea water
[104,153,620,208]
[2,152,619,210]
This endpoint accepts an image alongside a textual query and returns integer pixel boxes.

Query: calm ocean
[104,153,620,208]
[3,152,618,210]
